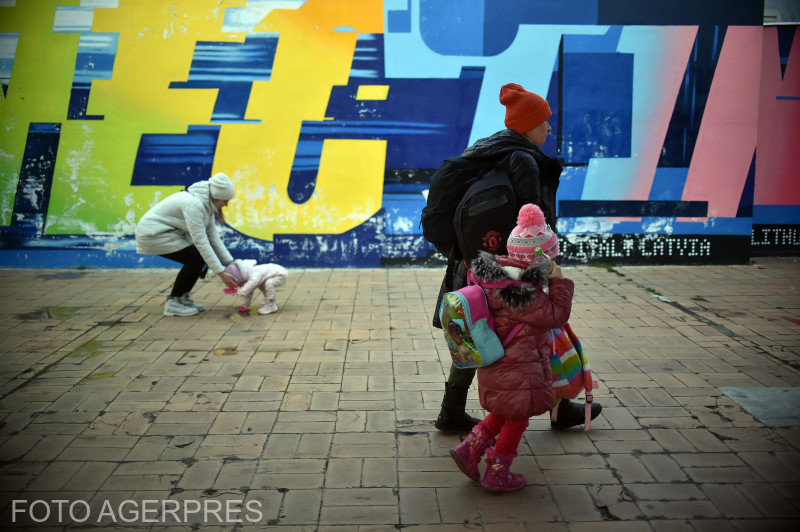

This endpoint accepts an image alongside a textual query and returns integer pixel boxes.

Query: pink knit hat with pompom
[506,204,558,265]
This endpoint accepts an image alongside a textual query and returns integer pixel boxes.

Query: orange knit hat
[499,83,552,135]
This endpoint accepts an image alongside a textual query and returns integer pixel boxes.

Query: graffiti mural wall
[0,0,797,267]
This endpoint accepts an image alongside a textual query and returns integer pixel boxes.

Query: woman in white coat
[135,173,239,316]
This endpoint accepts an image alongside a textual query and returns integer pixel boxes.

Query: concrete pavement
[0,257,799,530]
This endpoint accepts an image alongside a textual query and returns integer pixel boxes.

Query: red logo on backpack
[482,231,502,252]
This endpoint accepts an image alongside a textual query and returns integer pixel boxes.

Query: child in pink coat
[449,204,573,492]
[224,259,289,314]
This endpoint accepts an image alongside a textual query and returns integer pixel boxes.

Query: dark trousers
[161,246,207,297]
[447,363,476,389]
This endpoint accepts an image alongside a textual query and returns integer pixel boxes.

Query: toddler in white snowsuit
[224,259,288,315]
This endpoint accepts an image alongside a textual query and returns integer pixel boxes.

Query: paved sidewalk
[0,257,798,531]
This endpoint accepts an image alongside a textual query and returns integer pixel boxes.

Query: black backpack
[453,167,517,263]
[421,156,513,259]
[422,158,518,330]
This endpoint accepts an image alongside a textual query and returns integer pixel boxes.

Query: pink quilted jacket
[469,252,574,419]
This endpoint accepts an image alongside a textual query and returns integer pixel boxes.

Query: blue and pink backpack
[439,272,522,369]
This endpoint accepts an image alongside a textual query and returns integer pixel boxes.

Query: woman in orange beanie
[434,83,601,434]
[499,83,553,150]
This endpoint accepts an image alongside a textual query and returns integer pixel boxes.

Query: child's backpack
[439,272,523,369]
[421,156,510,259]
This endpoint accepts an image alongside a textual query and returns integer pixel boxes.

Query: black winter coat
[460,129,563,230]
[432,129,563,330]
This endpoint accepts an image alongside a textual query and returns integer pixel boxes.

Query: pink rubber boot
[481,448,526,492]
[449,424,495,481]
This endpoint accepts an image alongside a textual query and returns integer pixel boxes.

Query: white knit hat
[209,172,235,200]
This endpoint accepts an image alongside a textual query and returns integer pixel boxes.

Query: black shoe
[551,398,602,430]
[434,382,481,432]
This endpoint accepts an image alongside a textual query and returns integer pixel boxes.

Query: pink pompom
[517,203,545,228]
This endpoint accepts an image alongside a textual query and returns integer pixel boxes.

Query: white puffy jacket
[135,180,233,274]
[234,259,289,302]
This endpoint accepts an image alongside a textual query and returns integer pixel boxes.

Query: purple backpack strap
[501,323,523,348]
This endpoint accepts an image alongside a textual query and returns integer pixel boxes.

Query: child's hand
[548,262,563,278]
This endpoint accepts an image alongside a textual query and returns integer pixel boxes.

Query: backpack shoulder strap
[502,323,523,347]
[466,269,526,347]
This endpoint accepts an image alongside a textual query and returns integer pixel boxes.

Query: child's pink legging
[479,413,529,456]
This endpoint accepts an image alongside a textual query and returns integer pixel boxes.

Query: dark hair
[447,320,461,336]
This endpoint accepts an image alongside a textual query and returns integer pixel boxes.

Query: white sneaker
[258,303,278,315]
[164,297,199,316]
[180,293,205,311]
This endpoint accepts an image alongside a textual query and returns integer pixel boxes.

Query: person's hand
[548,262,563,279]
[219,271,238,289]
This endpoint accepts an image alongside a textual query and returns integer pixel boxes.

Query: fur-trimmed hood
[469,252,548,312]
